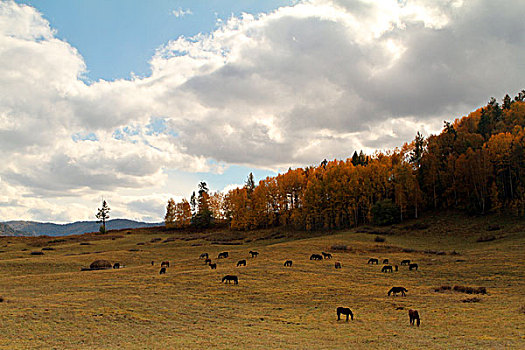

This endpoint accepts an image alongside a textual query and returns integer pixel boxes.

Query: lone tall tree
[96,200,111,233]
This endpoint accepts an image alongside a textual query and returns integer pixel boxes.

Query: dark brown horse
[200,253,209,259]
[383,259,389,264]
[237,259,247,267]
[409,263,418,271]
[284,260,293,267]
[249,251,259,258]
[222,275,238,284]
[388,287,408,296]
[218,252,229,259]
[409,309,420,326]
[310,254,323,260]
[335,262,342,269]
[336,307,354,321]
[322,252,332,259]
[382,265,393,273]
[209,263,217,269]
[368,258,379,264]
[401,259,411,265]
[161,261,170,268]
[204,258,212,265]
[159,267,166,275]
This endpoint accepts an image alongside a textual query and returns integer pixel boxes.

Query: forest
[165,91,525,231]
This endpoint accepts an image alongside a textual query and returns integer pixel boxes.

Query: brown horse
[200,253,209,259]
[237,259,247,267]
[368,258,379,264]
[284,260,293,267]
[382,265,393,273]
[336,307,354,321]
[218,252,229,259]
[161,261,170,268]
[388,287,408,296]
[209,263,217,269]
[401,259,411,265]
[204,258,212,265]
[383,259,389,264]
[249,251,259,258]
[310,254,323,260]
[159,267,166,275]
[335,262,342,269]
[409,309,420,326]
[322,252,332,259]
[409,263,418,271]
[222,275,238,284]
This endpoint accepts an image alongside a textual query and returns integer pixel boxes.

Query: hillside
[3,219,161,237]
[0,223,25,236]
[0,213,522,349]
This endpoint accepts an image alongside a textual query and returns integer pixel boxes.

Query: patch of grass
[462,297,481,303]
[477,235,496,242]
[453,285,487,294]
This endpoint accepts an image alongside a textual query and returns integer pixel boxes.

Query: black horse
[409,263,418,271]
[388,287,408,296]
[335,262,342,269]
[382,265,393,273]
[383,259,389,264]
[204,258,212,265]
[336,307,354,321]
[237,259,247,267]
[218,252,229,259]
[209,263,217,269]
[151,261,154,266]
[200,253,209,259]
[113,263,120,269]
[401,259,411,265]
[409,309,420,326]
[284,260,293,267]
[322,252,332,259]
[222,275,238,284]
[249,251,259,258]
[310,254,323,260]
[368,258,379,264]
[159,267,166,275]
[161,261,170,268]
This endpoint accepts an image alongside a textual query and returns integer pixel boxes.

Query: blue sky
[1,0,523,223]
[18,0,293,81]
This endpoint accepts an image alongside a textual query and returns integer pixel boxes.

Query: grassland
[0,212,523,349]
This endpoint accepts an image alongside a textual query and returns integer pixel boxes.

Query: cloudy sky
[1,0,523,223]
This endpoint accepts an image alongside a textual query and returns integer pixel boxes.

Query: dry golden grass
[0,213,523,349]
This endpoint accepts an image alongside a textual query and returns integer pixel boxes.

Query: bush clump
[453,285,487,294]
[374,236,386,243]
[330,244,348,252]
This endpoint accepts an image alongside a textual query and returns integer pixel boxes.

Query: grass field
[0,212,524,349]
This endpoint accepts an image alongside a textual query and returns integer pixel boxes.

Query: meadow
[0,212,523,349]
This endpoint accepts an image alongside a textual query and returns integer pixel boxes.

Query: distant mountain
[3,219,162,237]
[0,222,26,236]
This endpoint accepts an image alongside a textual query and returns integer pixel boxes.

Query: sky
[0,0,524,223]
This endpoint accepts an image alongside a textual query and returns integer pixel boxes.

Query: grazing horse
[401,259,411,265]
[113,263,120,269]
[382,265,393,273]
[159,267,166,275]
[222,275,238,284]
[161,261,170,268]
[151,261,154,266]
[383,259,389,264]
[388,287,408,296]
[336,307,354,321]
[237,259,247,267]
[395,265,398,271]
[204,258,212,265]
[249,251,259,258]
[335,262,342,269]
[409,309,420,326]
[322,252,332,259]
[368,258,379,264]
[409,263,418,271]
[310,254,323,261]
[218,252,229,259]
[200,253,209,259]
[209,263,217,269]
[284,260,293,267]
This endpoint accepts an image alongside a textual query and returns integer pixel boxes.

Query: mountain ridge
[2,219,162,237]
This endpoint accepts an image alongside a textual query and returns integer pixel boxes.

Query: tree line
[165,91,525,230]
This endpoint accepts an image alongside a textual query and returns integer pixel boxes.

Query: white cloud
[0,0,524,222]
[172,8,192,18]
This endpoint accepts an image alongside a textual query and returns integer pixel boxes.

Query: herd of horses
[154,248,422,327]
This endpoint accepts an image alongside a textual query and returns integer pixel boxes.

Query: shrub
[434,286,452,292]
[30,251,44,255]
[374,236,385,243]
[453,285,487,294]
[98,225,107,234]
[462,297,481,303]
[371,200,401,226]
[477,235,496,242]
[330,244,348,252]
